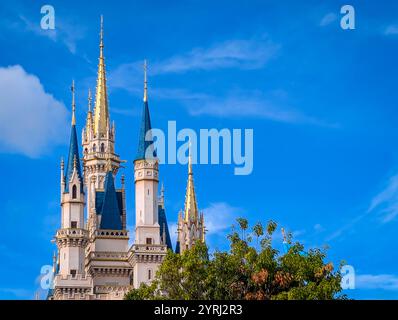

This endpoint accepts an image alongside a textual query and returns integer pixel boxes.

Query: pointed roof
[135,60,156,161]
[99,169,122,230]
[65,81,82,192]
[183,147,199,222]
[159,205,173,251]
[93,15,110,136]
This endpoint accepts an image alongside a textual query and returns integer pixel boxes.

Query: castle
[48,17,205,300]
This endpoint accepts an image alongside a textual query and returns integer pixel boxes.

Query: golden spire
[93,15,109,136]
[184,142,199,222]
[71,80,76,125]
[143,60,148,102]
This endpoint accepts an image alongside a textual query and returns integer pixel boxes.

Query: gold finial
[88,89,92,112]
[71,80,76,125]
[143,60,148,102]
[188,141,193,175]
[100,15,104,52]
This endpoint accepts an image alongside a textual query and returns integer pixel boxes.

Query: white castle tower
[52,81,92,299]
[129,61,167,288]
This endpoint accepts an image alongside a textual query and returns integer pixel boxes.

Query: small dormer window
[72,185,77,199]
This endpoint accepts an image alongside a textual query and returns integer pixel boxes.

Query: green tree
[125,219,345,300]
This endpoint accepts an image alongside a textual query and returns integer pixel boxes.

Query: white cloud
[202,202,244,235]
[152,37,279,73]
[320,13,337,27]
[356,274,398,291]
[0,65,69,158]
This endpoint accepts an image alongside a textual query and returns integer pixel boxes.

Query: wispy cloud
[152,37,279,73]
[384,25,398,36]
[18,15,85,54]
[0,65,69,158]
[320,13,338,27]
[154,88,337,127]
[356,274,398,291]
[108,36,279,91]
[367,173,398,223]
[327,172,398,241]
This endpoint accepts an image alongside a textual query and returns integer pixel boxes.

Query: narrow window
[70,269,77,278]
[146,238,152,245]
[93,144,96,152]
[148,269,152,280]
[72,185,77,199]
[100,143,105,152]
[71,221,77,228]
[147,189,150,195]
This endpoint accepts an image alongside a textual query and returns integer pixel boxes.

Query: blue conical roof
[159,206,173,251]
[99,171,122,230]
[135,100,156,161]
[64,124,82,192]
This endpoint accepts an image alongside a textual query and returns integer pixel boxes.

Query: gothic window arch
[93,144,97,153]
[72,184,77,199]
[100,143,105,153]
[84,148,88,155]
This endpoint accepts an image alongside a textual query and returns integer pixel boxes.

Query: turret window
[72,185,77,199]
[71,221,77,228]
[93,144,97,152]
[146,238,152,245]
[148,269,152,280]
[100,143,105,152]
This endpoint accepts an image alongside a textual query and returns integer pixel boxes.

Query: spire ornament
[143,60,148,102]
[93,15,110,136]
[71,80,76,126]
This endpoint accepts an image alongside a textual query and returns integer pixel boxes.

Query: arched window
[72,184,77,199]
[84,148,88,155]
[100,143,105,153]
[93,144,96,153]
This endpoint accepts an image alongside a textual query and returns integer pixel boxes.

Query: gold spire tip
[100,15,104,49]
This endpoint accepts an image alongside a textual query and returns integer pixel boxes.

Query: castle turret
[177,146,205,253]
[130,61,168,288]
[57,81,87,273]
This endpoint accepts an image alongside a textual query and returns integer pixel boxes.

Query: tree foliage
[125,219,345,300]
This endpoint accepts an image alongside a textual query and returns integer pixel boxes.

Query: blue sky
[0,0,398,299]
